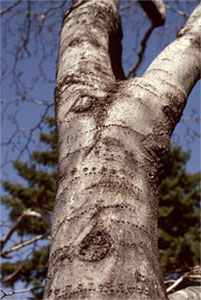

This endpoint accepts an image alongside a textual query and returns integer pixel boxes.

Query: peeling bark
[43,1,201,299]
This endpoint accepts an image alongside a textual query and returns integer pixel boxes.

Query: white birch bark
[43,1,200,299]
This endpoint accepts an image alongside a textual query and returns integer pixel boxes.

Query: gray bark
[168,286,201,300]
[43,1,201,299]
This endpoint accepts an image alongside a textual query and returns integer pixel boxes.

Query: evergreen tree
[1,118,200,298]
[1,117,57,299]
[158,147,200,277]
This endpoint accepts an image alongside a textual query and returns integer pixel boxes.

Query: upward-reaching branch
[138,0,166,27]
[55,0,122,95]
[0,209,42,251]
[127,25,154,78]
[141,4,201,133]
[144,3,200,95]
[127,0,166,78]
[127,4,201,136]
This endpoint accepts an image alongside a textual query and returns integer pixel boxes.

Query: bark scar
[78,226,112,262]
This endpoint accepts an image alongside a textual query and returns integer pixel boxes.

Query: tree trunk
[43,1,200,299]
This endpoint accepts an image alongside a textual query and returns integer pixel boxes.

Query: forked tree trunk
[44,1,200,299]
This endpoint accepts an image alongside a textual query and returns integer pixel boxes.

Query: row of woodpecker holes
[58,122,141,155]
[55,203,138,230]
[49,280,157,299]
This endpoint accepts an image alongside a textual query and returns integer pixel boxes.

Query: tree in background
[1,117,57,299]
[1,118,200,298]
[158,147,200,277]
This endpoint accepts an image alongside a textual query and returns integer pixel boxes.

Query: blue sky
[1,0,200,180]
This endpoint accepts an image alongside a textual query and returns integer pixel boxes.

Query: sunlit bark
[44,1,200,299]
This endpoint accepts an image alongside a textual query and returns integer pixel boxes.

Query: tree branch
[166,267,201,296]
[138,0,166,27]
[134,3,201,135]
[127,25,154,78]
[0,209,42,251]
[166,273,188,293]
[1,265,23,283]
[143,3,201,99]
[0,286,44,299]
[166,4,189,19]
[0,0,22,16]
[1,233,49,258]
[127,0,166,78]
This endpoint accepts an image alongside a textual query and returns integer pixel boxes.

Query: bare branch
[0,286,44,299]
[127,25,154,78]
[120,3,136,11]
[166,267,201,294]
[1,265,23,283]
[138,0,166,27]
[166,274,188,293]
[127,0,167,78]
[0,209,42,251]
[1,102,53,168]
[0,0,22,16]
[166,4,189,19]
[1,233,49,258]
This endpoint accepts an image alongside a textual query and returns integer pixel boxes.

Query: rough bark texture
[44,1,200,299]
[168,286,201,300]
